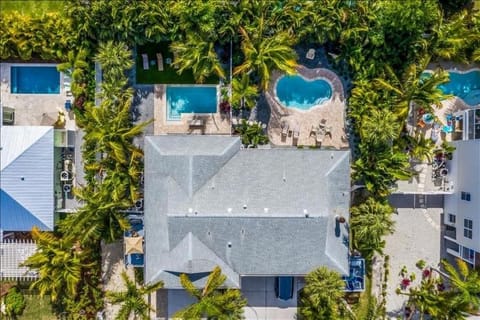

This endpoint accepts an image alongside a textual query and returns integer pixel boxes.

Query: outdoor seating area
[136,42,218,84]
[343,258,365,292]
[124,215,144,267]
[266,67,347,149]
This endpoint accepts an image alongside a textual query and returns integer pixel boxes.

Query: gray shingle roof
[145,135,350,288]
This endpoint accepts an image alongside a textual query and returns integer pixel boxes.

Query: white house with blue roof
[144,135,351,319]
[1,126,54,232]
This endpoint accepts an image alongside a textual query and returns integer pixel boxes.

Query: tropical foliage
[235,119,269,147]
[107,272,163,320]
[3,287,27,319]
[299,266,349,320]
[397,259,480,319]
[350,198,395,262]
[174,266,247,320]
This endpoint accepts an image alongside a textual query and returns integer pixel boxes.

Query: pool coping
[2,62,66,96]
[164,84,220,122]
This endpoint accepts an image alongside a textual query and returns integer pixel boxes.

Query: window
[461,192,471,201]
[464,219,473,239]
[462,246,475,263]
[448,214,456,224]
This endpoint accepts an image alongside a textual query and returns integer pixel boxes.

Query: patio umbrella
[124,236,143,254]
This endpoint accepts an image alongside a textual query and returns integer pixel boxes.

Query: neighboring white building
[443,132,480,267]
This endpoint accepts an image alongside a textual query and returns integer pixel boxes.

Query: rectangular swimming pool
[11,66,60,94]
[166,85,218,121]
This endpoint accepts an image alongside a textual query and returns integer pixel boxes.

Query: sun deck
[152,84,231,135]
[266,66,348,149]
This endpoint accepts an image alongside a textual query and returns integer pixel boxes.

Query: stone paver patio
[152,84,231,136]
[266,66,348,149]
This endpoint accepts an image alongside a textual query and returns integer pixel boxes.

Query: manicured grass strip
[136,42,217,84]
[19,295,55,320]
[0,0,64,15]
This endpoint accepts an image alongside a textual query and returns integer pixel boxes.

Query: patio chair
[141,53,149,70]
[319,119,327,129]
[65,100,72,112]
[281,122,289,136]
[306,48,315,60]
[324,126,332,136]
[2,106,15,125]
[316,130,324,143]
[156,53,164,71]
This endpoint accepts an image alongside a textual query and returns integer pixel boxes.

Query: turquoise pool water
[423,70,480,106]
[11,66,60,94]
[275,75,332,110]
[167,86,218,120]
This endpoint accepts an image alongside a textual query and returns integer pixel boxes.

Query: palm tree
[406,133,436,163]
[174,266,247,320]
[359,108,401,145]
[374,56,450,120]
[298,266,347,320]
[350,198,395,261]
[170,34,225,83]
[234,25,297,90]
[231,73,258,110]
[107,272,163,320]
[21,227,94,302]
[352,144,413,197]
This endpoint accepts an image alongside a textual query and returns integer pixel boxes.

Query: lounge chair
[306,48,315,60]
[281,122,289,136]
[141,53,149,70]
[324,126,332,136]
[293,126,300,139]
[189,119,204,127]
[156,53,164,71]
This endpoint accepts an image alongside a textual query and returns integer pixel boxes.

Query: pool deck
[153,84,231,135]
[266,66,348,149]
[0,63,76,130]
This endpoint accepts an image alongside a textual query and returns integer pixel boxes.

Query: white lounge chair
[293,126,300,139]
[306,48,315,60]
[156,53,164,71]
[281,122,289,136]
[142,53,149,70]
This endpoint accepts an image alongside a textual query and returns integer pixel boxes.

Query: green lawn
[136,42,217,85]
[0,0,64,15]
[19,295,55,320]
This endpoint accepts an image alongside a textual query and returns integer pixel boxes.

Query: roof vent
[241,229,245,235]
[264,208,269,213]
[330,153,334,159]
[188,208,193,214]
[20,176,25,181]
[303,209,308,214]
[227,242,232,248]
[243,204,247,210]
[227,208,232,213]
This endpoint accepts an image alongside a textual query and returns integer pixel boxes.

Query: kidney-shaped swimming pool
[275,74,332,110]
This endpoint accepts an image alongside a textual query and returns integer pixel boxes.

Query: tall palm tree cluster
[23,42,149,317]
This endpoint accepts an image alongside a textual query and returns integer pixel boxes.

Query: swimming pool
[423,70,480,106]
[11,66,60,94]
[166,86,218,121]
[275,75,332,110]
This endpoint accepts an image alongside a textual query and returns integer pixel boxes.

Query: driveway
[384,207,443,319]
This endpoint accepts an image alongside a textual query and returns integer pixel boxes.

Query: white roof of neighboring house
[0,126,54,231]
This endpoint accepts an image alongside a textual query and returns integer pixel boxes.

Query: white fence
[0,240,38,280]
